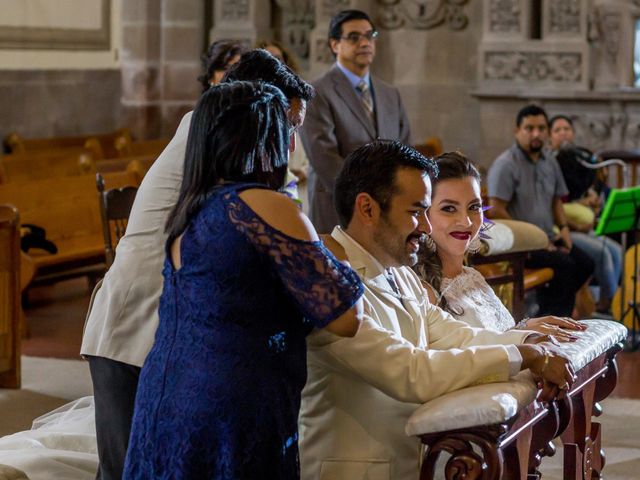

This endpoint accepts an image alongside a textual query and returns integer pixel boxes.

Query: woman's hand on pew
[521,316,586,342]
[518,343,575,400]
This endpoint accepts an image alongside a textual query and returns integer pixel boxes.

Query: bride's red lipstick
[449,231,471,240]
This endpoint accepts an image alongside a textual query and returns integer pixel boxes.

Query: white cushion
[406,320,627,436]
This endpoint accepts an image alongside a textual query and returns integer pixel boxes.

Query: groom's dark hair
[334,140,438,228]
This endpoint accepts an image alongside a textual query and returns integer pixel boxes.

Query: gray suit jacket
[300,65,411,233]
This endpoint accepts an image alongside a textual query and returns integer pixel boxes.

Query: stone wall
[5,0,640,161]
[120,0,204,139]
[0,70,121,143]
[0,0,121,143]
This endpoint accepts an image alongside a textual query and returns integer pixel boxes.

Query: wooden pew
[0,148,96,183]
[4,128,130,159]
[114,135,169,158]
[0,171,138,285]
[410,320,626,480]
[0,204,21,388]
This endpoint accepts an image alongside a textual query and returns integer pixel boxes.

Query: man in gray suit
[300,9,412,233]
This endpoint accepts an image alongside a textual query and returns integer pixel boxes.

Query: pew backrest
[0,149,96,183]
[0,171,139,282]
[4,128,131,159]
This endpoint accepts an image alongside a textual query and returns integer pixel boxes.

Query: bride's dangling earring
[467,236,482,254]
[424,234,437,252]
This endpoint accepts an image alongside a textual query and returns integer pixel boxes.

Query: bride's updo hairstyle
[165,80,290,245]
[414,151,481,315]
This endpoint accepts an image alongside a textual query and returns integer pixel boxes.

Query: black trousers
[526,244,595,317]
[87,355,141,480]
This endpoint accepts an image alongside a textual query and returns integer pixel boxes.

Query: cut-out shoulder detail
[239,188,318,242]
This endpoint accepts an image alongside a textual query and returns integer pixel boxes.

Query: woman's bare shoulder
[238,189,318,242]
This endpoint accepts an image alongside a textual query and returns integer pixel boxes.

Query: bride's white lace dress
[440,266,515,332]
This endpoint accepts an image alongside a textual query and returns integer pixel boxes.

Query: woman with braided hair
[123,81,363,479]
[415,151,585,340]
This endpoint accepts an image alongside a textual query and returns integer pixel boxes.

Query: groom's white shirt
[299,226,530,480]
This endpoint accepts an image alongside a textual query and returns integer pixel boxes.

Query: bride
[415,151,586,339]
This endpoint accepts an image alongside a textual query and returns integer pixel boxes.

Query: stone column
[208,0,272,46]
[159,0,204,136]
[120,0,162,139]
[120,0,204,139]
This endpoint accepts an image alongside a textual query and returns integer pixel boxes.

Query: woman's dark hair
[223,49,314,102]
[414,151,481,315]
[255,39,300,73]
[165,81,290,245]
[549,114,574,130]
[197,40,245,92]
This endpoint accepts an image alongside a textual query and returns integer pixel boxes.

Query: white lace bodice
[440,266,515,332]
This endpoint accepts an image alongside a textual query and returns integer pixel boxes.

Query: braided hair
[165,81,290,245]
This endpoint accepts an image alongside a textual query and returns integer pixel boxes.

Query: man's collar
[331,226,386,280]
[335,61,370,90]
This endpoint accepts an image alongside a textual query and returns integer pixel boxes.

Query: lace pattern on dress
[224,191,364,327]
[440,266,515,332]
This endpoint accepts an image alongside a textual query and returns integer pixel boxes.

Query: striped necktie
[356,80,374,123]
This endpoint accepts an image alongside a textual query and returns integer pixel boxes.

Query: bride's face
[428,176,483,261]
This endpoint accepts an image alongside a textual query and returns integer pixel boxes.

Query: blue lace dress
[123,183,363,479]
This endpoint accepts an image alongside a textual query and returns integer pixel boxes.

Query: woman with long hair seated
[123,81,363,479]
[549,115,622,315]
[415,151,585,339]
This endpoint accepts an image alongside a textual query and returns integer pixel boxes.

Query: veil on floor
[0,396,97,480]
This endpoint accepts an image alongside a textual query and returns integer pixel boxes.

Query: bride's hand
[522,316,586,342]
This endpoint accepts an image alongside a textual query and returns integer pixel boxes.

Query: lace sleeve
[224,192,363,328]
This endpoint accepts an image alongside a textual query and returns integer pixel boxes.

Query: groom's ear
[354,193,381,227]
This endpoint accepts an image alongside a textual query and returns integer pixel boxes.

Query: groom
[298,140,574,480]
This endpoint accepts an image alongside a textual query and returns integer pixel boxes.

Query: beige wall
[0,0,121,70]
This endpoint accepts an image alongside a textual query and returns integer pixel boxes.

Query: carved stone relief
[600,12,621,66]
[489,0,521,33]
[376,0,470,31]
[484,51,582,82]
[315,37,334,63]
[221,0,250,20]
[320,0,351,20]
[275,0,314,61]
[548,0,581,34]
[568,110,640,151]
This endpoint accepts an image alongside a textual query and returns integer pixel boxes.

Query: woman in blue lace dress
[123,81,364,479]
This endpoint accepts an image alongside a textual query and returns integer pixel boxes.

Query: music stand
[595,186,640,348]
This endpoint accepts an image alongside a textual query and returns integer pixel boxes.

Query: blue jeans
[570,232,622,301]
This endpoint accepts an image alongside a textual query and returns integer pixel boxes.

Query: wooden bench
[0,204,21,388]
[0,171,138,285]
[0,148,97,183]
[4,128,130,159]
[96,154,156,181]
[409,320,627,479]
[114,135,169,158]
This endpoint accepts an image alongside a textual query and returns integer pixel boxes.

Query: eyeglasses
[340,30,379,44]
